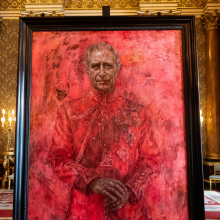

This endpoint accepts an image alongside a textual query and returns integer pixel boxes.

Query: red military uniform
[49,87,160,220]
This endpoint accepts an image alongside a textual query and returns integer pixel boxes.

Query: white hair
[83,41,122,73]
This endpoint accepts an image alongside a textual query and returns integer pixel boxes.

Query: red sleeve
[124,110,160,203]
[48,104,99,195]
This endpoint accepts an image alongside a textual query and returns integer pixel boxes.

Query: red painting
[28,30,188,220]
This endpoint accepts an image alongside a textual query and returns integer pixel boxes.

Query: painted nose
[99,64,105,76]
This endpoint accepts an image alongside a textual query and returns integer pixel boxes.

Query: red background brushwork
[28,30,188,220]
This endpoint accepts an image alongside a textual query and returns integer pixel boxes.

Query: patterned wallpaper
[0,18,207,158]
[0,19,19,157]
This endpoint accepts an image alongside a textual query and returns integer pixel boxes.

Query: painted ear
[117,64,123,76]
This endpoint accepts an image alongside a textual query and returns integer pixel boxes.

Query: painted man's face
[87,49,118,93]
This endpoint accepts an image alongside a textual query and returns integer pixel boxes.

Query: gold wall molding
[1,0,220,10]
[139,2,179,12]
[65,8,137,15]
[64,0,139,9]
[26,0,62,3]
[0,1,220,18]
[137,9,181,15]
[140,0,180,2]
[21,10,64,16]
[0,11,21,19]
[201,10,219,30]
[25,3,64,12]
[19,2,64,16]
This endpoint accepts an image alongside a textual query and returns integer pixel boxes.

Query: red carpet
[205,191,220,220]
[0,190,13,220]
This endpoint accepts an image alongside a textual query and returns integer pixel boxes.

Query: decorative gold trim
[140,1,180,3]
[25,3,64,5]
[201,10,219,30]
[24,3,64,12]
[203,161,215,166]
[137,9,181,15]
[21,10,64,16]
[0,10,21,18]
[205,152,220,160]
[0,0,220,18]
[1,17,20,19]
[205,156,220,160]
[0,8,23,11]
[178,7,203,9]
[26,0,63,3]
[63,0,139,9]
[64,8,138,15]
[65,7,139,10]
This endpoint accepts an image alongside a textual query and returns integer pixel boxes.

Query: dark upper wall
[0,18,207,157]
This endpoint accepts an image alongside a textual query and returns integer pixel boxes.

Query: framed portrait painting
[14,16,204,220]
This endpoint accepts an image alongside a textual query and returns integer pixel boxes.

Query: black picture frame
[14,16,204,220]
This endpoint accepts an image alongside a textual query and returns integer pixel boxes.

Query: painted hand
[89,178,129,210]
[108,188,130,211]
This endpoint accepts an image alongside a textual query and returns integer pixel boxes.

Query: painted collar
[87,86,119,105]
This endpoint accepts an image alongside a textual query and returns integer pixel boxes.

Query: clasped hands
[89,178,130,211]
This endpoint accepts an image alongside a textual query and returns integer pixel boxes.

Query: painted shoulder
[118,90,146,112]
[62,94,96,116]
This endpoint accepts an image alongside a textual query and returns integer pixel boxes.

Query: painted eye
[92,65,99,70]
[105,65,112,69]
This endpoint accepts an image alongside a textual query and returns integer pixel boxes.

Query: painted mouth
[97,81,110,84]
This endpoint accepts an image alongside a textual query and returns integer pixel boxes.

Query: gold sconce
[200,110,204,126]
[1,109,16,189]
[1,109,16,152]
